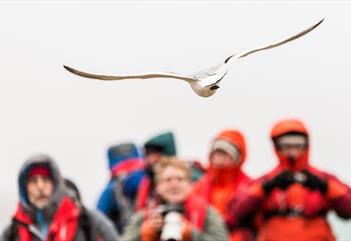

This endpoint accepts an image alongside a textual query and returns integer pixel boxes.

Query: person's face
[146,151,163,166]
[210,149,240,169]
[156,166,191,204]
[276,135,307,160]
[26,175,54,209]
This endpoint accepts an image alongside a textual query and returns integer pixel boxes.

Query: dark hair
[145,144,165,155]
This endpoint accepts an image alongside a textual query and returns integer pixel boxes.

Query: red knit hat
[26,166,51,180]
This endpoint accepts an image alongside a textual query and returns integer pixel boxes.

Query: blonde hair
[155,157,192,183]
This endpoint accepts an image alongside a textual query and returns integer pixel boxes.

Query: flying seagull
[64,18,324,98]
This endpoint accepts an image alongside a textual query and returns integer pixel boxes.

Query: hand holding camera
[262,169,328,195]
[148,209,164,232]
[142,204,189,241]
[300,170,328,193]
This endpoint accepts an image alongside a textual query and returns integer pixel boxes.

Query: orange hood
[210,129,247,168]
[271,119,309,170]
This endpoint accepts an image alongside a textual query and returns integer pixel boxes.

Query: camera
[158,204,184,241]
[294,172,307,183]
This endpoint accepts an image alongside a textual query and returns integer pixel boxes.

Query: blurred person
[96,142,144,233]
[192,129,254,241]
[1,154,116,241]
[187,160,206,182]
[227,119,351,241]
[122,157,228,241]
[135,132,177,210]
[64,178,119,241]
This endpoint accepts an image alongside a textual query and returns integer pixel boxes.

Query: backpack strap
[7,218,18,241]
[78,207,93,241]
[11,218,43,241]
[112,176,134,228]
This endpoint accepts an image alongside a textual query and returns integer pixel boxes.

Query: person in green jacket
[135,132,177,210]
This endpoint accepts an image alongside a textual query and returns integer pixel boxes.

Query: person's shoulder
[86,209,115,226]
[237,170,253,184]
[192,174,210,190]
[254,166,281,181]
[125,209,147,227]
[308,166,335,178]
[1,222,14,241]
[206,205,220,216]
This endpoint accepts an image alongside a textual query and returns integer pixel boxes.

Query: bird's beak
[210,85,220,90]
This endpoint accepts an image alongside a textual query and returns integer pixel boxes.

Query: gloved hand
[262,170,295,194]
[301,170,328,193]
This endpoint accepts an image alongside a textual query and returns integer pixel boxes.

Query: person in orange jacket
[227,118,351,241]
[192,129,254,241]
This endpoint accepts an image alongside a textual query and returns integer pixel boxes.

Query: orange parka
[227,119,351,241]
[192,129,254,241]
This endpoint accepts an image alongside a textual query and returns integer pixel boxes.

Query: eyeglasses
[158,176,188,184]
[277,143,307,151]
[275,135,307,151]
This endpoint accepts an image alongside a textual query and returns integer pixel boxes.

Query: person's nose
[169,177,178,185]
[36,178,45,189]
[213,155,225,165]
[289,148,301,157]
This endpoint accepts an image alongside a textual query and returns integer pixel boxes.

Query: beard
[28,191,52,209]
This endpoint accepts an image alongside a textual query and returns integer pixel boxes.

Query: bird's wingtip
[63,65,77,74]
[315,18,325,27]
[224,54,235,64]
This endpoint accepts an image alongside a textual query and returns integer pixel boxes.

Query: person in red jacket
[1,154,81,241]
[227,118,351,241]
[192,129,254,241]
[1,154,119,241]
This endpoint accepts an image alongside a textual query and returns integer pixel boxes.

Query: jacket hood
[270,119,309,170]
[18,154,65,219]
[210,129,247,167]
[271,119,308,139]
[107,142,143,171]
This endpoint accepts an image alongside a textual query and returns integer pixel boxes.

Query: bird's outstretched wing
[63,65,195,82]
[224,18,324,63]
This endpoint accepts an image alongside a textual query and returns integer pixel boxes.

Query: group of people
[2,118,351,241]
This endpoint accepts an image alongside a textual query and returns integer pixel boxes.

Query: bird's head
[189,82,220,97]
[189,68,227,97]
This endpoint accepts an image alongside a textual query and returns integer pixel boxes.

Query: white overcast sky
[1,1,350,238]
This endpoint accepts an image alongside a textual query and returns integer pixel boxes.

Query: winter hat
[211,139,240,161]
[144,132,176,156]
[26,165,51,180]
